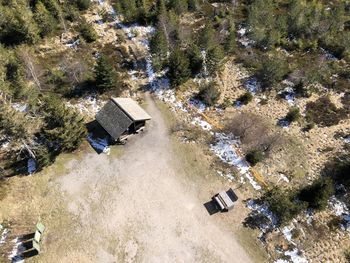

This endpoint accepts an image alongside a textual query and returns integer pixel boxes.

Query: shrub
[256,55,289,90]
[263,188,307,226]
[197,82,221,106]
[323,153,350,187]
[238,91,253,105]
[168,48,191,88]
[306,96,348,127]
[246,149,264,166]
[298,177,334,210]
[285,107,301,123]
[79,21,97,43]
[75,0,91,11]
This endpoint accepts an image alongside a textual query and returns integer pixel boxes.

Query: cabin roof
[111,98,151,121]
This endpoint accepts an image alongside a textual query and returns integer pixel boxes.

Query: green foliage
[79,21,97,43]
[298,177,334,210]
[224,22,236,54]
[150,25,168,71]
[34,144,55,170]
[168,48,191,88]
[186,43,203,75]
[0,4,39,45]
[41,96,87,153]
[257,55,289,89]
[306,96,348,127]
[207,45,225,75]
[238,91,253,105]
[34,1,56,37]
[0,103,28,139]
[246,149,264,166]
[75,0,90,11]
[198,22,215,51]
[263,188,306,226]
[285,107,301,123]
[323,153,350,188]
[94,55,118,92]
[169,0,188,15]
[197,82,220,106]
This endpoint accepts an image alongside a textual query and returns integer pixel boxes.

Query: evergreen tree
[34,1,56,37]
[168,48,191,88]
[150,25,168,71]
[169,0,188,15]
[41,96,87,153]
[0,5,40,45]
[207,45,225,75]
[224,22,236,54]
[94,55,118,92]
[188,0,199,12]
[186,43,203,75]
[198,22,215,51]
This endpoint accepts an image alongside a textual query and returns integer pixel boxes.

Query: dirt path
[54,93,255,263]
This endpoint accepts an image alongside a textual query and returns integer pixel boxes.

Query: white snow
[191,117,212,131]
[344,136,350,144]
[189,99,207,113]
[27,158,36,174]
[8,238,25,263]
[244,77,260,93]
[216,171,235,182]
[210,133,261,190]
[0,227,9,246]
[246,199,278,230]
[278,173,290,183]
[284,248,308,263]
[87,134,110,155]
[329,196,350,230]
[279,82,295,105]
[282,226,293,242]
[66,96,103,115]
[320,48,337,61]
[12,103,28,113]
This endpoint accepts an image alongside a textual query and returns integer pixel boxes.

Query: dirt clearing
[45,93,255,262]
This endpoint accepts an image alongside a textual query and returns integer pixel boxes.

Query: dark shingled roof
[96,100,133,140]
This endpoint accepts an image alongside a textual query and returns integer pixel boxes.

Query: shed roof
[96,100,133,140]
[111,98,151,121]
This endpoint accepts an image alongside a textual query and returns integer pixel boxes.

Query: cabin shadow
[11,232,39,262]
[86,120,113,154]
[203,200,220,215]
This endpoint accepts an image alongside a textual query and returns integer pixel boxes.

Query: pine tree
[207,45,224,75]
[224,22,236,54]
[188,0,199,12]
[169,0,188,15]
[41,96,87,153]
[186,43,203,75]
[168,48,191,88]
[198,22,215,51]
[94,55,117,92]
[34,1,56,37]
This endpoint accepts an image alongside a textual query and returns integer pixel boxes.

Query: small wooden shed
[96,98,151,142]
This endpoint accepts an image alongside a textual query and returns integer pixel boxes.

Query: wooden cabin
[96,98,151,142]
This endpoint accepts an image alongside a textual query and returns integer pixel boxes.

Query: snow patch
[27,158,36,174]
[87,134,110,155]
[12,103,28,113]
[8,238,25,263]
[191,117,212,131]
[244,77,260,94]
[210,133,261,190]
[216,171,235,182]
[246,199,278,230]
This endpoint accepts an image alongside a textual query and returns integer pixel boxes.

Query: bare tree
[225,112,284,153]
[18,47,44,90]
